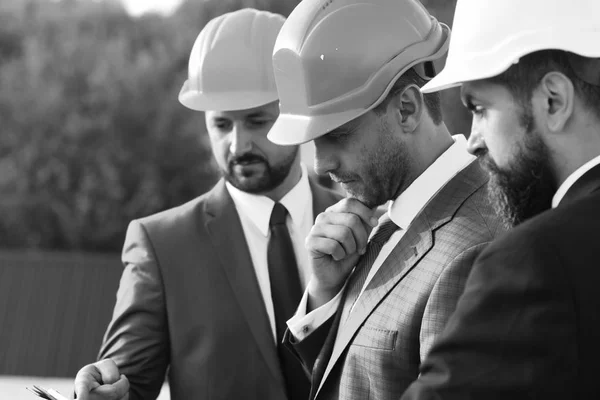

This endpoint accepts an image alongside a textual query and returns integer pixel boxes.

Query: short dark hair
[373,67,443,125]
[489,50,600,119]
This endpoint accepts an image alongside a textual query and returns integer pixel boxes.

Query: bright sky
[120,0,185,16]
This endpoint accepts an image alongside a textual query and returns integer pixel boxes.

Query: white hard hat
[421,0,600,93]
[179,8,285,111]
[267,0,450,146]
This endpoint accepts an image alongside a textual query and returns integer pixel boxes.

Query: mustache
[473,149,498,173]
[329,172,359,183]
[228,153,267,166]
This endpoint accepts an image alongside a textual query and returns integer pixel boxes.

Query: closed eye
[212,118,233,131]
[466,100,485,116]
[247,117,273,129]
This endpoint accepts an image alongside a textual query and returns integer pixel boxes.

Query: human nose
[229,124,253,156]
[466,123,486,156]
[313,139,339,176]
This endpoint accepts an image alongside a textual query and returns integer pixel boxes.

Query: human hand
[73,359,129,400]
[305,198,378,310]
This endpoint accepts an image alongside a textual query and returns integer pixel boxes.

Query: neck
[263,156,303,202]
[549,118,600,188]
[412,122,454,179]
[390,122,454,201]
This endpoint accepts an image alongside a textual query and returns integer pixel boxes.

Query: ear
[389,84,423,133]
[536,72,575,133]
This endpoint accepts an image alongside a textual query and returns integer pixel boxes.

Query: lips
[234,160,263,166]
[230,154,267,167]
[330,174,355,185]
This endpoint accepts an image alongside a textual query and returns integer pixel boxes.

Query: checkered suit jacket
[287,160,506,400]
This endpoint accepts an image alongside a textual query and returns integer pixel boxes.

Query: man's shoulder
[427,161,506,242]
[490,192,600,253]
[135,181,226,228]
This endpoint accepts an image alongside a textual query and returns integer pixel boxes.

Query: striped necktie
[341,215,399,323]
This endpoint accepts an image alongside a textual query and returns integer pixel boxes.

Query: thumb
[74,363,102,400]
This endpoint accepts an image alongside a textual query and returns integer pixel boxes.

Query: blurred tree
[0,0,217,251]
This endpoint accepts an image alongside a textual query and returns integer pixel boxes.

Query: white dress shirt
[287,135,476,340]
[552,154,600,208]
[226,164,314,343]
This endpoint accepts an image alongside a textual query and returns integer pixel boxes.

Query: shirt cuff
[286,283,345,341]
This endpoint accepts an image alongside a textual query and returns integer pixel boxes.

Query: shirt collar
[226,164,312,237]
[387,135,476,230]
[552,154,600,208]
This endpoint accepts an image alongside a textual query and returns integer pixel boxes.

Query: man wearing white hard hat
[400,0,600,399]
[72,8,341,400]
[267,0,506,399]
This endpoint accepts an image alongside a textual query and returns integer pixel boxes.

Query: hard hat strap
[413,61,437,81]
[567,54,600,87]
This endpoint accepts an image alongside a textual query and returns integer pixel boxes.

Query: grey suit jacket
[289,161,506,400]
[98,177,342,400]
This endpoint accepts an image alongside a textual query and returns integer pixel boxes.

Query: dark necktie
[267,202,310,400]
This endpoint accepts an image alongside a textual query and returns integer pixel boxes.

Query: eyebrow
[210,116,230,122]
[460,90,472,106]
[246,112,273,119]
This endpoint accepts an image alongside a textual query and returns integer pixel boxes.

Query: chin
[347,191,382,209]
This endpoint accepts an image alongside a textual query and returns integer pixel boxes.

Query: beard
[222,148,298,194]
[330,117,410,208]
[479,120,555,228]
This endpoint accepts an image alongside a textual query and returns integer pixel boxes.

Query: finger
[313,212,370,252]
[74,364,103,400]
[306,236,348,261]
[325,198,379,227]
[309,223,359,256]
[90,375,130,400]
[95,359,120,385]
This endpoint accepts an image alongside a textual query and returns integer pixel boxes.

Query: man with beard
[72,9,341,400]
[265,1,506,399]
[400,0,600,399]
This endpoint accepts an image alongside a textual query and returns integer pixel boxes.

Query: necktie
[267,202,310,400]
[341,215,399,323]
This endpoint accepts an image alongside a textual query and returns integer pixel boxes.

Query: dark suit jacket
[402,163,600,400]
[98,177,342,400]
[287,161,506,400]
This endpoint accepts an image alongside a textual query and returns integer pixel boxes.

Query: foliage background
[0,0,465,252]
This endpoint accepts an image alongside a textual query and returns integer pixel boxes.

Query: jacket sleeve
[284,314,335,377]
[98,220,169,400]
[401,233,577,400]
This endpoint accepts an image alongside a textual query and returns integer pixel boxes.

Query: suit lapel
[202,180,286,390]
[315,160,489,396]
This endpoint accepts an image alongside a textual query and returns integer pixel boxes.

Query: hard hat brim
[268,108,364,146]
[179,80,279,112]
[422,29,600,94]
